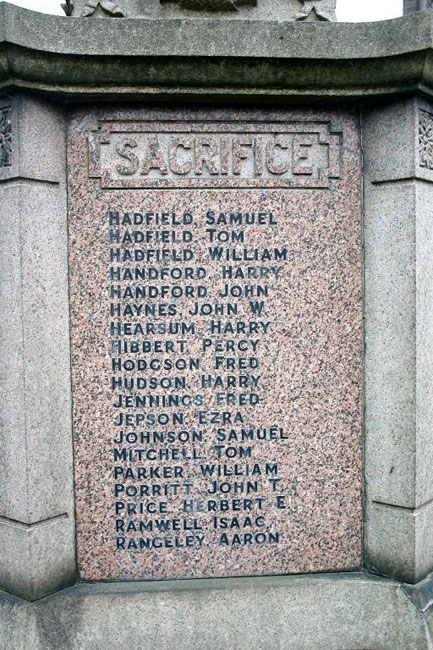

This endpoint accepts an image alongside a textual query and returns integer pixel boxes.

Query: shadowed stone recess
[404,0,433,12]
[162,0,257,11]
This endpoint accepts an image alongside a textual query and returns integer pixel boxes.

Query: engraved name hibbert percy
[88,120,341,189]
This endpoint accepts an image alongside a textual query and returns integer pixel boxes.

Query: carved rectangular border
[88,119,342,190]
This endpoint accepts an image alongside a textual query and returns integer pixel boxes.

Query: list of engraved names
[110,208,286,552]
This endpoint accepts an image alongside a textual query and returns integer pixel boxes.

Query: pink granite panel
[67,107,362,582]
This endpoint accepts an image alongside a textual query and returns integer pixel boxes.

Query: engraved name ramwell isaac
[68,107,362,582]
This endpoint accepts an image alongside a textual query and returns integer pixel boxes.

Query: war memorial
[0,0,433,647]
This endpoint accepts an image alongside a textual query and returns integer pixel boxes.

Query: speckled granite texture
[67,106,362,582]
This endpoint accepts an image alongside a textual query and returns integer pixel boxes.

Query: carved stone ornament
[0,108,12,168]
[162,0,255,10]
[62,0,126,17]
[419,109,433,171]
[296,0,332,21]
[62,0,336,19]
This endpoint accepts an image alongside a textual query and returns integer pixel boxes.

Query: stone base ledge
[1,572,432,649]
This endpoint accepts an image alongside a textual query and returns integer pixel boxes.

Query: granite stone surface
[68,106,362,582]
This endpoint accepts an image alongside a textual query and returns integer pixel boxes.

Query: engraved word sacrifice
[89,120,341,189]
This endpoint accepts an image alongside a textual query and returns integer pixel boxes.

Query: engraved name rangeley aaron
[114,133,319,178]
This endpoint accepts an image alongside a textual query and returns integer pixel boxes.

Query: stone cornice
[0,3,432,102]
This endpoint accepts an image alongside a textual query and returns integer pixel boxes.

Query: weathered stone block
[0,7,432,650]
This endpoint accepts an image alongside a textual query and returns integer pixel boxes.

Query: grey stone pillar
[364,97,433,584]
[0,93,75,601]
